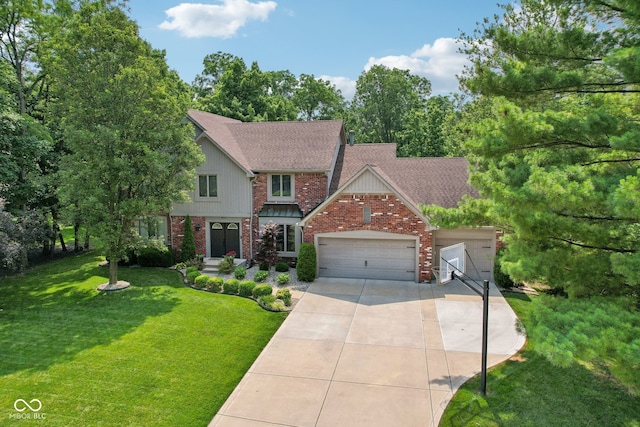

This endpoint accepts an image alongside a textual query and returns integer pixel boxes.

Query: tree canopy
[424,0,640,300]
[48,1,204,285]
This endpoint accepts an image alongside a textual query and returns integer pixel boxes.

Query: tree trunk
[109,258,118,285]
[84,229,90,249]
[74,223,80,252]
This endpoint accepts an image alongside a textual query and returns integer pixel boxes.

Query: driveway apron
[210,278,525,427]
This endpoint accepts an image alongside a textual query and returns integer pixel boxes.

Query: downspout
[249,176,256,263]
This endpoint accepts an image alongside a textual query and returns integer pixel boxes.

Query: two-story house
[167,109,497,283]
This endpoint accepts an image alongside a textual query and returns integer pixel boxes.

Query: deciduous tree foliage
[49,2,204,285]
[425,0,640,300]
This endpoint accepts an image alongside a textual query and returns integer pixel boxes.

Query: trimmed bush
[223,278,240,294]
[238,280,257,297]
[187,270,201,284]
[252,284,273,298]
[276,288,292,306]
[258,261,270,271]
[254,270,269,283]
[258,295,285,311]
[180,215,196,262]
[277,273,290,285]
[136,245,174,268]
[194,275,210,289]
[218,257,235,274]
[296,242,316,282]
[275,261,289,272]
[185,266,199,275]
[207,277,223,292]
[234,267,247,280]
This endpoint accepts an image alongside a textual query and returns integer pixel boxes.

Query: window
[275,224,296,253]
[363,206,371,224]
[198,175,217,197]
[269,174,293,199]
[134,216,167,241]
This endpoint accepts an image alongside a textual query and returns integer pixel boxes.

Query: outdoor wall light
[195,223,201,232]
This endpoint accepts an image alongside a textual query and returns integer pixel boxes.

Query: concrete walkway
[210,278,526,427]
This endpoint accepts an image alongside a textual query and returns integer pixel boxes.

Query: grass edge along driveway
[440,292,640,427]
[0,250,287,426]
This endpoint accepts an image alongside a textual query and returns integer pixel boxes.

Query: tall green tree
[425,0,640,300]
[348,65,431,148]
[49,2,203,287]
[292,73,345,120]
[397,95,454,157]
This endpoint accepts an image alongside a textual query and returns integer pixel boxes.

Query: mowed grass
[0,250,287,426]
[440,292,640,427]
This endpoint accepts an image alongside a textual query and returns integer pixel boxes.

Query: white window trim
[196,173,219,200]
[258,218,300,256]
[267,173,295,202]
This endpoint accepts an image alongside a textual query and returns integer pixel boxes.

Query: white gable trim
[298,164,431,227]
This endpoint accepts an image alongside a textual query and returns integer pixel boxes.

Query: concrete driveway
[210,278,525,427]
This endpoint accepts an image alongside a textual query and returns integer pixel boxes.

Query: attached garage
[433,228,496,282]
[316,231,418,282]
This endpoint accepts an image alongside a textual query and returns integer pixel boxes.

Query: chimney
[349,130,354,146]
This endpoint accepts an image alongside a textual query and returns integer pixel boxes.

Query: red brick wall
[252,172,328,257]
[303,194,434,282]
[170,216,206,260]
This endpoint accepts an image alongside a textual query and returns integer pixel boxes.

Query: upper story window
[269,174,294,200]
[198,175,218,198]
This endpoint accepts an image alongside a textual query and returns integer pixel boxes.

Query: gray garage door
[317,237,416,281]
[434,229,495,282]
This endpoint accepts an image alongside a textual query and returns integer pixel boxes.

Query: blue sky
[126,0,504,98]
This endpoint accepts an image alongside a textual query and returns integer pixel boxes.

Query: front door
[210,223,240,257]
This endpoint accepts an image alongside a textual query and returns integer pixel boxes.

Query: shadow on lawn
[0,251,182,377]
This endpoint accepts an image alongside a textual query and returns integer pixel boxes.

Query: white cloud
[159,0,277,39]
[364,37,469,95]
[320,75,357,100]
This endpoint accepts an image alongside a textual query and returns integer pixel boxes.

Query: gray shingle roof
[188,109,344,173]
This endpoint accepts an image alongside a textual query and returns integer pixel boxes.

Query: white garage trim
[315,231,419,282]
[433,228,496,283]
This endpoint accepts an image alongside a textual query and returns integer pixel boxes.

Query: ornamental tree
[49,2,203,287]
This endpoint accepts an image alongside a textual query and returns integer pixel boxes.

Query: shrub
[184,257,203,270]
[238,280,257,297]
[136,244,174,268]
[276,288,292,306]
[187,270,201,284]
[207,277,223,292]
[258,295,285,311]
[174,262,186,270]
[218,258,235,274]
[254,270,269,283]
[185,266,199,275]
[277,273,290,285]
[223,278,240,294]
[180,215,196,262]
[234,267,247,280]
[275,261,289,272]
[257,222,279,268]
[494,248,515,289]
[252,284,273,298]
[296,242,316,282]
[194,274,210,289]
[259,261,270,271]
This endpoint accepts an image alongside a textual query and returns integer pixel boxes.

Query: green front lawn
[0,250,287,426]
[440,292,640,426]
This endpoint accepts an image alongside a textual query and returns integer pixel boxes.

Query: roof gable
[187,109,345,173]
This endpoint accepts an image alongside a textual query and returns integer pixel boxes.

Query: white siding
[342,169,390,194]
[171,140,251,217]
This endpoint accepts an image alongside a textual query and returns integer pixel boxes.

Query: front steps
[201,257,247,276]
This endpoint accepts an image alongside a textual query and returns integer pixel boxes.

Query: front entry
[210,223,240,257]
